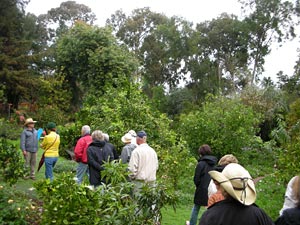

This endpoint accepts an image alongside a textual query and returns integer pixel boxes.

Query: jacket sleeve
[87,148,102,171]
[128,150,138,179]
[194,161,205,186]
[20,131,26,151]
[74,138,84,161]
[120,146,129,163]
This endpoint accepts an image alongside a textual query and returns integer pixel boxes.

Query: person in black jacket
[275,175,300,225]
[189,144,217,225]
[199,163,274,225]
[87,130,114,187]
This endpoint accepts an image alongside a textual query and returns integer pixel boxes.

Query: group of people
[73,126,158,188]
[20,118,60,181]
[21,119,158,190]
[188,144,300,225]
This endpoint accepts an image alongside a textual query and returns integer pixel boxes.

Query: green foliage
[179,96,262,158]
[56,21,138,108]
[35,161,177,224]
[0,138,25,185]
[0,184,39,225]
[79,85,191,188]
[58,123,81,158]
[53,159,77,174]
[0,119,23,140]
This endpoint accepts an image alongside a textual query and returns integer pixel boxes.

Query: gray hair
[103,133,109,142]
[91,130,104,141]
[82,125,91,135]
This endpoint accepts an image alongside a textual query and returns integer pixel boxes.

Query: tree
[107,8,193,96]
[240,0,296,84]
[55,22,138,109]
[189,14,250,94]
[37,1,96,42]
[0,0,44,108]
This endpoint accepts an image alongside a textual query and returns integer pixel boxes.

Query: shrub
[179,96,262,158]
[0,119,23,140]
[0,138,25,185]
[0,184,41,225]
[53,159,77,174]
[35,161,177,225]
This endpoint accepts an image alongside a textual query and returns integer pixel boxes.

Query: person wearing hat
[20,118,38,179]
[189,144,217,225]
[199,163,274,225]
[128,129,137,146]
[40,122,60,181]
[74,125,92,184]
[128,130,158,187]
[275,175,300,225]
[120,132,137,163]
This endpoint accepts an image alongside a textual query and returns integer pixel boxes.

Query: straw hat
[121,133,132,143]
[24,118,37,126]
[209,163,256,205]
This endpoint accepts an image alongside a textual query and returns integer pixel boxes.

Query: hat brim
[121,136,132,143]
[24,121,37,126]
[209,170,256,205]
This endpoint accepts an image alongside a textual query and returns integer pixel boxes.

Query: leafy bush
[57,123,81,159]
[0,119,23,140]
[77,86,191,189]
[53,159,77,174]
[0,184,41,225]
[35,161,177,224]
[0,138,25,185]
[179,96,262,158]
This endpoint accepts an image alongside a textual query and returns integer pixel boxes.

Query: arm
[20,131,26,155]
[128,150,139,179]
[87,148,102,171]
[120,146,129,163]
[74,138,84,162]
[194,161,205,186]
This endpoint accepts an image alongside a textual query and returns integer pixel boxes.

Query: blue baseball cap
[136,130,147,138]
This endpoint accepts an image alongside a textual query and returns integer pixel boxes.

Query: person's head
[91,130,104,141]
[198,144,212,156]
[81,125,90,136]
[291,175,300,207]
[136,130,147,145]
[46,122,56,132]
[121,133,132,144]
[218,154,238,166]
[209,163,256,206]
[103,133,109,142]
[24,118,37,128]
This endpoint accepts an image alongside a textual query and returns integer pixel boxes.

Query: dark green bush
[35,161,177,225]
[53,159,77,174]
[0,184,41,225]
[0,119,23,140]
[0,138,25,185]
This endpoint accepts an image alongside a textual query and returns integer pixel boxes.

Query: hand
[23,150,27,156]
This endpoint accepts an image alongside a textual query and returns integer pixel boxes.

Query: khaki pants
[24,152,37,177]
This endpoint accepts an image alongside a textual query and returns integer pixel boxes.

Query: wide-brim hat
[24,118,37,126]
[121,133,132,143]
[209,163,256,205]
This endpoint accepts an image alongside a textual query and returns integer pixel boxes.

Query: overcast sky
[26,0,299,82]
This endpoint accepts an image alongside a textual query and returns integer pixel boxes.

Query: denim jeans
[189,204,201,225]
[76,162,89,184]
[44,157,58,182]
